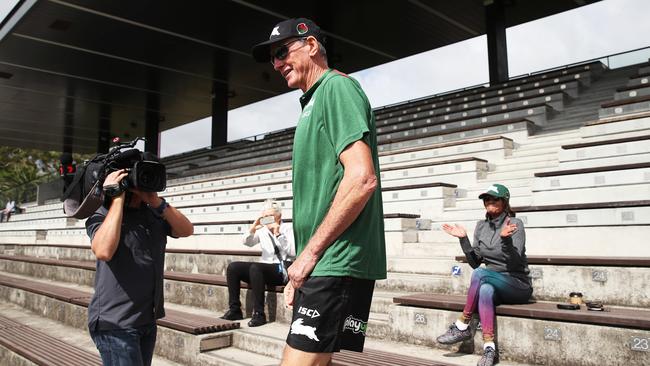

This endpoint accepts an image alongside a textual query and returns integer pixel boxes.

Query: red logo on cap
[296,23,308,35]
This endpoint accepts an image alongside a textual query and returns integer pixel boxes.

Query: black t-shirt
[86,203,171,331]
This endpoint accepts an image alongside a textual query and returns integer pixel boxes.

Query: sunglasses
[270,38,306,64]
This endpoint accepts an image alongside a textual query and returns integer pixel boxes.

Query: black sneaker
[220,309,243,321]
[247,312,267,327]
[477,346,499,366]
[436,323,472,344]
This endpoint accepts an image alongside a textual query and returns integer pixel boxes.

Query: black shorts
[286,276,375,353]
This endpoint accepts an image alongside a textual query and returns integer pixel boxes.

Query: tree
[0,147,90,204]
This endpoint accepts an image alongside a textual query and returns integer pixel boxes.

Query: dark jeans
[226,261,284,314]
[90,323,157,366]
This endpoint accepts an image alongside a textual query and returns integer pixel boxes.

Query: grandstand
[1,53,649,365]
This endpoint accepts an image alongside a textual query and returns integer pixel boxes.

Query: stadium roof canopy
[0,0,599,153]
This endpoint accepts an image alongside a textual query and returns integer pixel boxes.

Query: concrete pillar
[145,92,160,155]
[211,82,228,148]
[485,0,509,85]
[145,70,161,155]
[97,103,111,153]
[63,83,74,154]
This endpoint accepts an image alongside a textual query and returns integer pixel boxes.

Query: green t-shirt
[292,69,387,280]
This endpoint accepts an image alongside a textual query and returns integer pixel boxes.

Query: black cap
[252,18,323,63]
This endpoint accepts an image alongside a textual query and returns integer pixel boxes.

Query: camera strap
[267,232,285,263]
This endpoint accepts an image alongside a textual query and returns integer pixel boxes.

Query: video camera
[63,137,166,219]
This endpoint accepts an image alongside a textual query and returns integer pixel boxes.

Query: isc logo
[298,306,321,318]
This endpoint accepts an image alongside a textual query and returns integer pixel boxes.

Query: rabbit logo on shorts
[290,319,320,341]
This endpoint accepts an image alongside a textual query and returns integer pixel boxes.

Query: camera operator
[85,168,193,366]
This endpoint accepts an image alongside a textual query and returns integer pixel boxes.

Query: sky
[1,1,650,157]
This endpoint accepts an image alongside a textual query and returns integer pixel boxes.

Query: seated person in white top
[221,200,295,327]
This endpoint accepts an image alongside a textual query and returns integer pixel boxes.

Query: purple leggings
[460,267,532,341]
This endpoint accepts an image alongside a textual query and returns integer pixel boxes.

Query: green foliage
[0,147,91,204]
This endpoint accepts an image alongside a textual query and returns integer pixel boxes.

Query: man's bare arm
[288,140,378,288]
[91,170,129,261]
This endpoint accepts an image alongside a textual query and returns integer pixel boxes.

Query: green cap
[478,184,510,200]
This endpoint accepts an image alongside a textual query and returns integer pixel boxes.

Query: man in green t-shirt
[253,18,387,365]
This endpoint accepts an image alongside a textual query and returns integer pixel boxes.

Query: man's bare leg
[281,344,332,366]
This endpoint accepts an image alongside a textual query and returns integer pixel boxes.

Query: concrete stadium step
[0,217,84,232]
[377,272,461,294]
[380,159,488,188]
[451,192,533,210]
[389,295,650,366]
[0,272,245,365]
[5,208,65,222]
[201,346,278,366]
[557,135,650,169]
[378,136,513,168]
[165,169,292,196]
[513,129,582,146]
[582,115,650,139]
[0,301,183,366]
[418,226,650,256]
[20,202,61,214]
[387,241,463,258]
[387,257,460,275]
[490,159,558,174]
[530,183,650,205]
[557,152,650,170]
[460,177,533,192]
[496,151,557,165]
[533,165,650,190]
[378,119,534,154]
[517,205,650,227]
[483,169,535,181]
[211,321,531,366]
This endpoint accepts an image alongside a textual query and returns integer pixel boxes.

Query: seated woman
[221,200,295,327]
[437,184,532,366]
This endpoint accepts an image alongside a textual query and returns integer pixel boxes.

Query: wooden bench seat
[0,273,239,335]
[454,255,650,267]
[601,94,650,108]
[513,200,650,212]
[561,134,650,149]
[533,162,650,177]
[0,315,102,366]
[0,254,285,293]
[393,293,650,330]
[615,83,650,93]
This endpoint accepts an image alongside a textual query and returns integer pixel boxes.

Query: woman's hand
[500,217,518,237]
[267,222,281,236]
[441,223,467,238]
